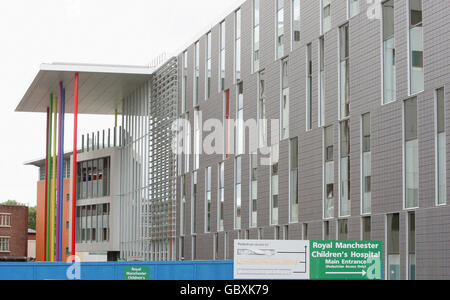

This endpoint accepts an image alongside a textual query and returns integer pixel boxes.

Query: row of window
[0,214,11,227]
[182,0,424,120]
[75,203,110,244]
[0,237,9,252]
[180,86,446,233]
[76,157,110,200]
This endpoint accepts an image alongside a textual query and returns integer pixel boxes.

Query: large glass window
[75,203,110,243]
[253,0,260,72]
[338,219,349,240]
[258,71,267,148]
[290,137,299,223]
[250,153,258,228]
[340,120,350,217]
[218,162,225,232]
[0,238,10,252]
[271,144,280,225]
[362,216,371,240]
[362,113,372,214]
[191,171,198,234]
[276,0,285,59]
[235,9,241,82]
[436,88,446,205]
[205,167,212,233]
[348,0,359,19]
[324,126,334,219]
[236,82,244,155]
[409,0,424,95]
[383,0,396,104]
[408,212,416,280]
[281,58,289,140]
[194,41,200,106]
[185,112,190,173]
[405,98,419,209]
[224,90,230,159]
[307,43,313,131]
[194,108,200,171]
[76,157,110,200]
[321,0,331,34]
[319,36,325,127]
[292,0,301,50]
[339,23,350,119]
[219,21,226,92]
[181,175,186,236]
[235,156,242,229]
[206,32,212,100]
[387,213,400,280]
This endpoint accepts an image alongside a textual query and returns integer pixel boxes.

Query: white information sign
[234,240,310,280]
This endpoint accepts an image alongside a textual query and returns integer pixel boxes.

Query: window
[194,108,200,171]
[362,113,372,214]
[185,112,190,173]
[292,0,301,50]
[77,157,110,200]
[383,0,396,104]
[340,120,350,217]
[235,9,241,82]
[321,0,331,34]
[218,162,225,232]
[75,203,110,243]
[191,171,198,234]
[0,214,11,227]
[219,21,226,92]
[192,236,197,260]
[0,238,10,252]
[205,167,212,233]
[182,51,187,113]
[250,153,258,228]
[276,0,285,59]
[180,237,185,260]
[235,156,242,230]
[302,223,309,240]
[339,23,350,119]
[275,226,281,240]
[404,98,418,209]
[323,221,330,240]
[306,43,313,131]
[180,175,187,235]
[319,36,325,127]
[224,90,230,159]
[409,0,424,95]
[290,137,299,223]
[271,144,279,225]
[338,219,348,240]
[408,212,416,280]
[281,58,290,140]
[348,0,359,19]
[362,216,371,240]
[436,88,446,205]
[206,32,212,99]
[258,71,267,148]
[236,83,244,155]
[194,41,200,106]
[324,126,334,219]
[387,213,400,280]
[214,233,219,260]
[253,0,260,72]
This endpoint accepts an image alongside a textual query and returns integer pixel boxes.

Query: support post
[59,87,65,261]
[51,96,57,262]
[44,106,50,262]
[46,95,53,262]
[71,73,79,262]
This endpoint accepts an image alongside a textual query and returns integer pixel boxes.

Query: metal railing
[81,127,122,153]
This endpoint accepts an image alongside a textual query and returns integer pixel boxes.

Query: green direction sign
[310,241,383,280]
[123,266,150,281]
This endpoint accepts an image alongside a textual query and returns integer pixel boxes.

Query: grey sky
[0,0,243,206]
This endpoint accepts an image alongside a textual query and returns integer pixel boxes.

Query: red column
[71,73,79,262]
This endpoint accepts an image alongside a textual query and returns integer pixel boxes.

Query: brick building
[0,205,28,257]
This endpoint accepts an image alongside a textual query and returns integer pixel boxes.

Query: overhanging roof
[15,62,154,115]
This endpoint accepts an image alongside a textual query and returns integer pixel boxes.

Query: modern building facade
[174,0,450,280]
[16,0,450,280]
[0,205,28,258]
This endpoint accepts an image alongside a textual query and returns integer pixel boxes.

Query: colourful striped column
[51,96,58,262]
[58,87,66,261]
[71,73,79,262]
[56,82,62,262]
[46,95,53,262]
[44,107,50,262]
